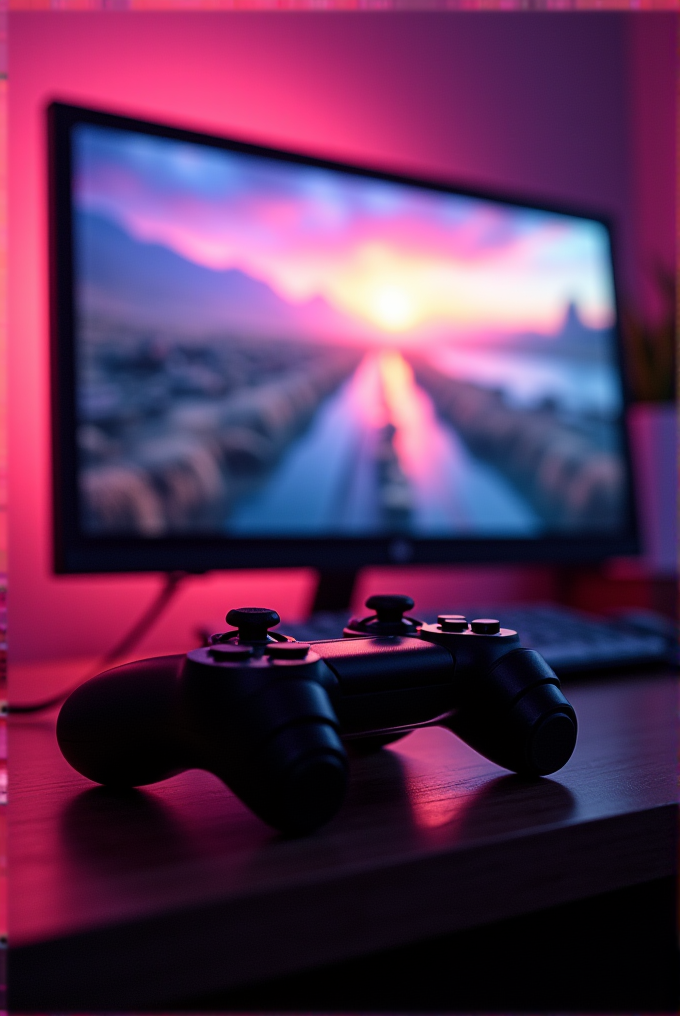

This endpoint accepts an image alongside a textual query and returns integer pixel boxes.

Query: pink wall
[626,15,677,325]
[8,11,676,666]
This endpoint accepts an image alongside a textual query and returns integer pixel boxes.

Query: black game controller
[57,597,577,835]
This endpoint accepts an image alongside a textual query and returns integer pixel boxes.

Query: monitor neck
[311,570,359,613]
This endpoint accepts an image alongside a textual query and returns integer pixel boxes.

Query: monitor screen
[49,102,638,573]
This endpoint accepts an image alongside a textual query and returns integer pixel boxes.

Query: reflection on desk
[8,668,678,1011]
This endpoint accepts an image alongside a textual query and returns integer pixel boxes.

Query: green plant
[621,267,677,403]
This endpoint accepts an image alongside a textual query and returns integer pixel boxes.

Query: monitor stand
[311,570,359,614]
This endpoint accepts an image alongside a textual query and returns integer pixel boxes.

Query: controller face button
[471,619,501,635]
[438,615,468,632]
[267,643,310,660]
[208,644,254,662]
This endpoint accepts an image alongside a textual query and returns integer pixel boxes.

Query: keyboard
[282,604,677,675]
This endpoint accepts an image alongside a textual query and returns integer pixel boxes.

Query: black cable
[7,571,189,714]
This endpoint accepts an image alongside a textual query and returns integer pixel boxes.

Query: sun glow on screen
[369,284,417,332]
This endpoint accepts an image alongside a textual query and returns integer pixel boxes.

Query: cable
[7,571,189,714]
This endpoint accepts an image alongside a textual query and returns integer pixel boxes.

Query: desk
[8,666,678,1011]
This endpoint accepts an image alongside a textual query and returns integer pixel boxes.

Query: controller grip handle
[56,655,186,787]
[57,654,349,835]
[225,717,348,835]
[448,649,577,776]
[184,668,349,834]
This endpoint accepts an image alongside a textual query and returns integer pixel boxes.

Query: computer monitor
[49,101,638,587]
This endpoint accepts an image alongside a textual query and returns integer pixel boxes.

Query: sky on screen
[74,124,616,340]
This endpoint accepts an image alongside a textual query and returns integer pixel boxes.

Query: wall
[626,14,677,326]
[7,11,676,666]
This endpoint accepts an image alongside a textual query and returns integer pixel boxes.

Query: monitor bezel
[48,100,640,575]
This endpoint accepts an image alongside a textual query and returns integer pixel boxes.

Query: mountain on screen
[75,211,367,340]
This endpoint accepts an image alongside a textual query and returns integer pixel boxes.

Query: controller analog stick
[345,594,421,637]
[226,607,280,643]
[365,594,415,623]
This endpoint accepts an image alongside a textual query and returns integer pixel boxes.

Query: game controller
[57,595,577,835]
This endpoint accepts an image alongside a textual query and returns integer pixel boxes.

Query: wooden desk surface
[9,665,678,1011]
